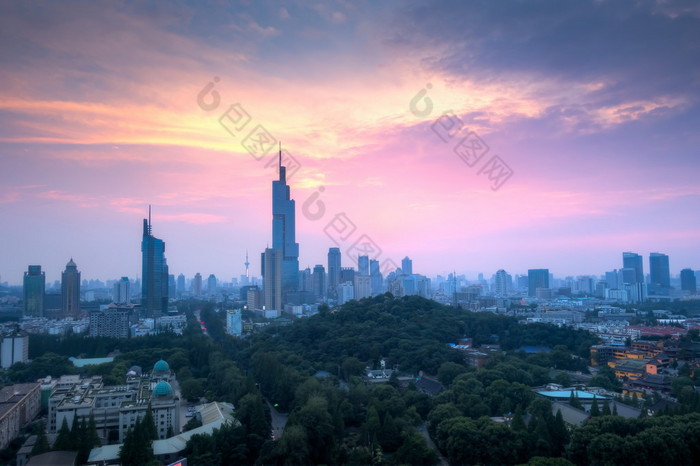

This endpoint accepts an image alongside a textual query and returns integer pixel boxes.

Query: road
[418,423,449,466]
[267,401,288,440]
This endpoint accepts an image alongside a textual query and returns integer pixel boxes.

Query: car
[186,412,194,417]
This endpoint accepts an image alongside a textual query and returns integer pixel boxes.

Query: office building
[681,268,697,293]
[262,248,282,311]
[328,248,341,299]
[176,274,186,296]
[312,265,326,299]
[358,255,369,276]
[141,210,168,317]
[226,309,242,336]
[61,259,81,318]
[528,269,549,297]
[401,256,413,275]
[207,274,217,296]
[0,329,29,369]
[168,274,176,299]
[113,277,130,305]
[23,265,45,318]
[340,267,355,285]
[192,273,202,297]
[370,259,383,295]
[299,267,312,293]
[622,252,644,284]
[354,274,371,300]
[649,252,671,292]
[89,304,135,339]
[494,269,511,296]
[271,148,299,302]
[337,282,354,305]
[246,287,261,310]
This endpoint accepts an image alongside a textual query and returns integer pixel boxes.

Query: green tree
[568,391,583,410]
[590,397,600,417]
[53,418,73,451]
[31,421,51,456]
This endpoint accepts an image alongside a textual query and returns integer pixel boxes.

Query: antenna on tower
[278,141,282,169]
[148,205,152,235]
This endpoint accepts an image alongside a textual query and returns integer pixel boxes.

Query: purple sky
[1,0,699,285]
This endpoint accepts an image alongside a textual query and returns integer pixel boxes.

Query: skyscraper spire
[245,250,250,279]
[278,142,282,170]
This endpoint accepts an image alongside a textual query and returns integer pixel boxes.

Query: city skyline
[1,1,699,283]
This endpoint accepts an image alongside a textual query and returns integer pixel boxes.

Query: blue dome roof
[153,359,170,373]
[153,381,173,397]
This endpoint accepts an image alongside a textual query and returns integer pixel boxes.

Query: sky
[1,0,699,285]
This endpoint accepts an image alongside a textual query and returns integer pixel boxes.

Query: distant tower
[262,248,282,311]
[62,259,81,318]
[193,273,203,297]
[141,207,168,317]
[527,269,549,297]
[207,274,217,295]
[622,252,644,284]
[401,256,413,275]
[245,250,250,279]
[113,277,130,304]
[649,252,670,293]
[327,248,342,299]
[271,144,299,303]
[23,265,45,318]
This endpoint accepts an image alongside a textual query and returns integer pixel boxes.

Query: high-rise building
[90,304,134,339]
[61,259,81,318]
[168,274,176,299]
[23,265,45,318]
[649,252,671,292]
[193,273,202,297]
[262,248,282,311]
[401,256,413,275]
[622,252,644,284]
[681,268,697,293]
[605,270,620,289]
[0,329,29,369]
[370,259,383,296]
[299,267,312,292]
[354,275,371,300]
[226,309,242,336]
[494,269,510,296]
[141,210,168,317]
[528,269,549,297]
[113,277,130,304]
[271,148,299,302]
[312,265,326,299]
[207,274,217,296]
[340,267,355,285]
[176,274,186,296]
[337,282,354,305]
[358,255,369,276]
[328,247,342,299]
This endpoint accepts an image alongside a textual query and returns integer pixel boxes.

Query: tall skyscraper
[401,256,413,275]
[328,247,342,299]
[681,268,697,293]
[23,265,45,318]
[528,269,549,297]
[494,269,510,296]
[141,209,168,317]
[271,147,299,302]
[262,248,282,311]
[370,259,383,296]
[622,252,644,284]
[649,252,671,291]
[113,277,130,304]
[312,265,326,299]
[358,255,369,276]
[207,274,217,295]
[176,274,186,296]
[193,273,202,297]
[62,259,81,318]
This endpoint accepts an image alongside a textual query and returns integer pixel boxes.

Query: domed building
[151,359,172,383]
[153,381,173,398]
